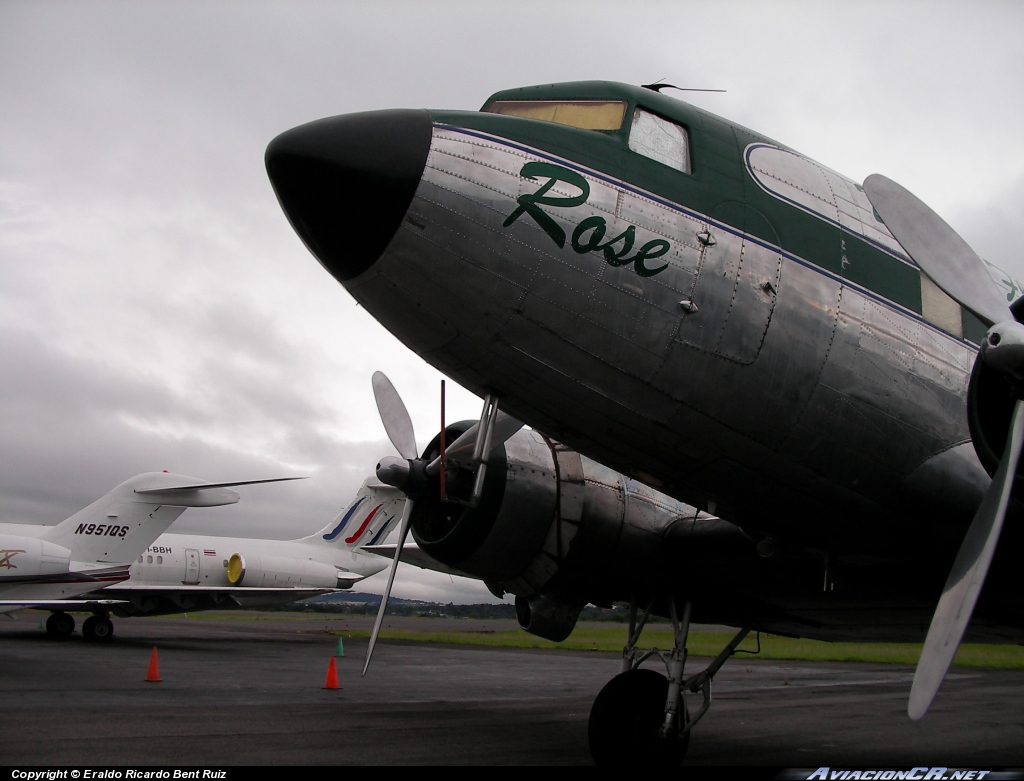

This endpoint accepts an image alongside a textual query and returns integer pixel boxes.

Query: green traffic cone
[335,636,345,657]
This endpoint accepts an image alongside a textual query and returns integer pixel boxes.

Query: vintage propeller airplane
[264,80,1024,765]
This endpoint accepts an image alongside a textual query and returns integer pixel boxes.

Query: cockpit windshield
[483,100,626,131]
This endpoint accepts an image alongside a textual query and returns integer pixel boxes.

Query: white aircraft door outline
[184,549,200,585]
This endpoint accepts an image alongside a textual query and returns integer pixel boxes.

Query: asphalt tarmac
[1,611,1023,767]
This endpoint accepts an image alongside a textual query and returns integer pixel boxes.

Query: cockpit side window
[483,100,626,131]
[629,109,691,174]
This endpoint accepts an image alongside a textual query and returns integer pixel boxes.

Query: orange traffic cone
[145,646,162,682]
[323,656,340,690]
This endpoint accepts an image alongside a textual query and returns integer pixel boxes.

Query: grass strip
[90,611,1024,668]
[333,625,1024,669]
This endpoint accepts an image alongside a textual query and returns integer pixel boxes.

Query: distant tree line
[270,592,661,622]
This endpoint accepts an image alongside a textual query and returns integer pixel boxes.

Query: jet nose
[266,109,433,281]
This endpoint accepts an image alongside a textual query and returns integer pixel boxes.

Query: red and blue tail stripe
[322,497,366,541]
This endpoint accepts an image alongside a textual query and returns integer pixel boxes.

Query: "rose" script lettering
[502,161,670,277]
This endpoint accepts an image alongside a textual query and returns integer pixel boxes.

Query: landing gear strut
[588,596,750,766]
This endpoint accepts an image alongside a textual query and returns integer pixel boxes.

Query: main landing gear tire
[82,616,114,641]
[588,668,690,767]
[45,611,75,638]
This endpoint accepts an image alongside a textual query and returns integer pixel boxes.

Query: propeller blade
[362,497,414,676]
[863,174,1011,328]
[372,371,418,460]
[425,412,525,475]
[908,397,1024,719]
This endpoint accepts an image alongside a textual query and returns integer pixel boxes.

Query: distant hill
[310,591,429,607]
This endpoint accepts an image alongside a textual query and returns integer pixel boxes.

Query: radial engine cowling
[967,346,1024,490]
[410,426,698,641]
[0,535,72,579]
[226,552,342,589]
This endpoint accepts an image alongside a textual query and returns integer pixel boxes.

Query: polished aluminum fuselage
[343,124,982,557]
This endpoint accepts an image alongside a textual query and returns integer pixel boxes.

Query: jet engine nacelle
[226,552,342,589]
[410,426,694,640]
[0,535,72,579]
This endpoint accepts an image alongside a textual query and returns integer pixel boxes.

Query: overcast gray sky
[2,0,1022,603]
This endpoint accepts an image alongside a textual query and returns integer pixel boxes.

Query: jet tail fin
[308,477,406,550]
[42,472,290,566]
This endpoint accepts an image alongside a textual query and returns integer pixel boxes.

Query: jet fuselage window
[629,109,691,174]
[484,100,626,131]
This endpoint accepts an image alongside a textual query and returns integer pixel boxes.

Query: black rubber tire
[82,616,114,641]
[588,668,689,767]
[93,617,113,640]
[45,612,75,638]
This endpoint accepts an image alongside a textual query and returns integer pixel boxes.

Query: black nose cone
[266,109,433,281]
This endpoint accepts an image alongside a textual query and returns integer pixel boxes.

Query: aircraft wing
[100,585,339,595]
[363,543,478,581]
[94,584,340,617]
[334,572,366,586]
[0,599,128,615]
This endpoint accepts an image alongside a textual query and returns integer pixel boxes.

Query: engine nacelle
[967,350,1024,489]
[226,552,342,589]
[0,534,72,579]
[514,593,585,642]
[410,425,701,639]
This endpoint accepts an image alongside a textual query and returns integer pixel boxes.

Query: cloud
[0,0,1021,608]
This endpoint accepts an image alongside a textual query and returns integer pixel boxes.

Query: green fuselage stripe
[431,101,925,317]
